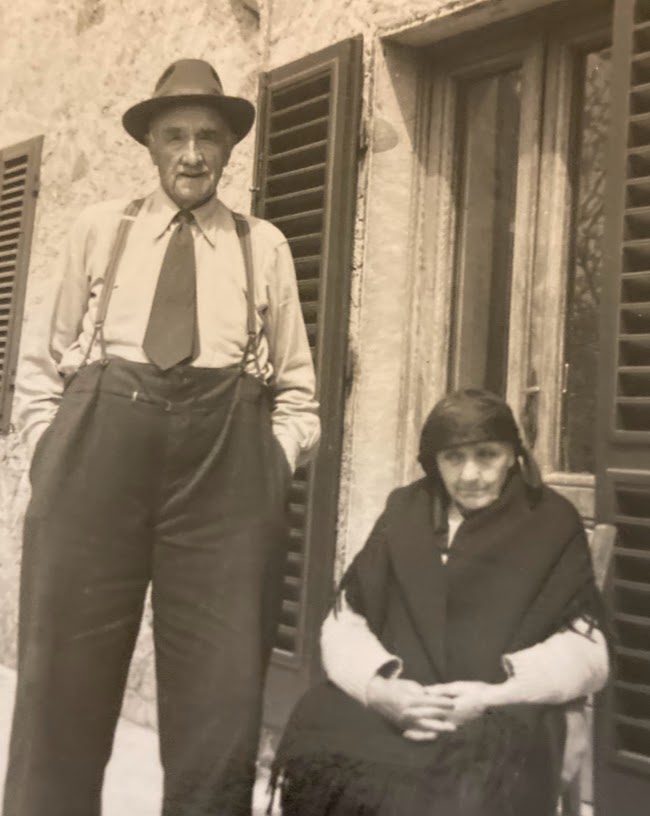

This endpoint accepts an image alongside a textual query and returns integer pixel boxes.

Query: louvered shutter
[252,37,363,728]
[595,2,650,813]
[0,136,42,434]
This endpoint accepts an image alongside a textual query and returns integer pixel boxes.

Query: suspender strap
[81,198,145,366]
[232,212,263,377]
[81,202,263,375]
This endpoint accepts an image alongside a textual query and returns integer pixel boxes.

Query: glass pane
[449,68,522,395]
[561,47,612,472]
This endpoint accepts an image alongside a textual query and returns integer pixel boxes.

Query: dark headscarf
[417,389,542,527]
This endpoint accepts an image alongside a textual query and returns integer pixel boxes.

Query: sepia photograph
[0,0,645,814]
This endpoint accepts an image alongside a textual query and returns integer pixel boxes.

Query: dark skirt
[272,683,566,816]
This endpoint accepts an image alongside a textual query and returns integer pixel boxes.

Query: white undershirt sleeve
[320,596,403,706]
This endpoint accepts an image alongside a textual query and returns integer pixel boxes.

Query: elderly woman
[271,389,609,816]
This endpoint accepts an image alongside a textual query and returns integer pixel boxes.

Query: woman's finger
[408,717,457,732]
[403,705,455,721]
[425,683,463,696]
[404,695,455,710]
[402,729,439,742]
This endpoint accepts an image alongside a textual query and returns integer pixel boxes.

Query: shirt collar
[148,187,230,247]
[447,503,464,548]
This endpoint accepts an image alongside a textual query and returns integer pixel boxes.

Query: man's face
[147,104,234,210]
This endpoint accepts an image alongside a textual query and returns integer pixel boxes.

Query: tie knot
[175,209,194,226]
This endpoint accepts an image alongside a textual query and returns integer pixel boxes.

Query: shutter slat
[618,646,650,663]
[2,167,27,190]
[0,218,22,233]
[269,208,323,238]
[270,117,330,157]
[265,186,325,220]
[268,141,328,175]
[294,255,321,277]
[618,679,650,694]
[616,715,650,731]
[627,175,650,207]
[287,232,322,256]
[299,301,319,323]
[1,179,27,195]
[270,91,330,127]
[616,578,650,594]
[271,73,330,114]
[633,51,650,86]
[622,271,650,299]
[619,365,650,387]
[0,189,27,205]
[616,516,650,531]
[267,163,327,199]
[297,279,319,300]
[632,81,650,116]
[0,202,23,219]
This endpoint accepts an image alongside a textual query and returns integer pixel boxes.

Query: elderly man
[3,59,319,816]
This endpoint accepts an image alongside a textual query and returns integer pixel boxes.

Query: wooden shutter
[595,2,650,813]
[0,136,42,433]
[252,36,363,728]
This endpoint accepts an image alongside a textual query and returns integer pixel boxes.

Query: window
[425,4,611,483]
[0,136,42,433]
[562,46,612,472]
[449,67,521,395]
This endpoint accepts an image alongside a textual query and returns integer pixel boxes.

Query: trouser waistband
[66,358,268,411]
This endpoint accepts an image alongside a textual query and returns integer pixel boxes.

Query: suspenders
[81,199,262,374]
[232,212,264,378]
[82,198,145,366]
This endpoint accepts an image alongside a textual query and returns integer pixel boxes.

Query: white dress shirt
[17,187,320,470]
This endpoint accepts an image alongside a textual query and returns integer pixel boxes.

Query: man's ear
[223,129,236,166]
[146,131,158,166]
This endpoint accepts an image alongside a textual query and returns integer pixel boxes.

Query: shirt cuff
[273,431,301,474]
[502,626,609,704]
[23,419,55,459]
[320,610,403,705]
[343,653,404,706]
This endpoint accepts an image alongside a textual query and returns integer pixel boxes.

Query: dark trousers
[3,359,289,816]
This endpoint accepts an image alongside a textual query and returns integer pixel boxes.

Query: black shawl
[271,474,604,816]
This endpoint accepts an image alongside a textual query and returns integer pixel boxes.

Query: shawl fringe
[271,709,534,816]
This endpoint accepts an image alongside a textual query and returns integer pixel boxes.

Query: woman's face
[435,441,516,512]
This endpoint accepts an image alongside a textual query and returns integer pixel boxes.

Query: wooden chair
[559,523,616,816]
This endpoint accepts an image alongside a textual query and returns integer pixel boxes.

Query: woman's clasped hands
[366,676,496,742]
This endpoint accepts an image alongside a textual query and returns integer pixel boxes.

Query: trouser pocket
[28,423,55,485]
[272,435,293,503]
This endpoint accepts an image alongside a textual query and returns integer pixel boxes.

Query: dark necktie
[143,210,199,370]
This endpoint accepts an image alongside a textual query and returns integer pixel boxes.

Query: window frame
[418,12,611,488]
[531,19,612,482]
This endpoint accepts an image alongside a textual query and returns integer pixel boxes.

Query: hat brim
[122,94,256,145]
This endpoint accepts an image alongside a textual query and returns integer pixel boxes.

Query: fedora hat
[123,59,255,145]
